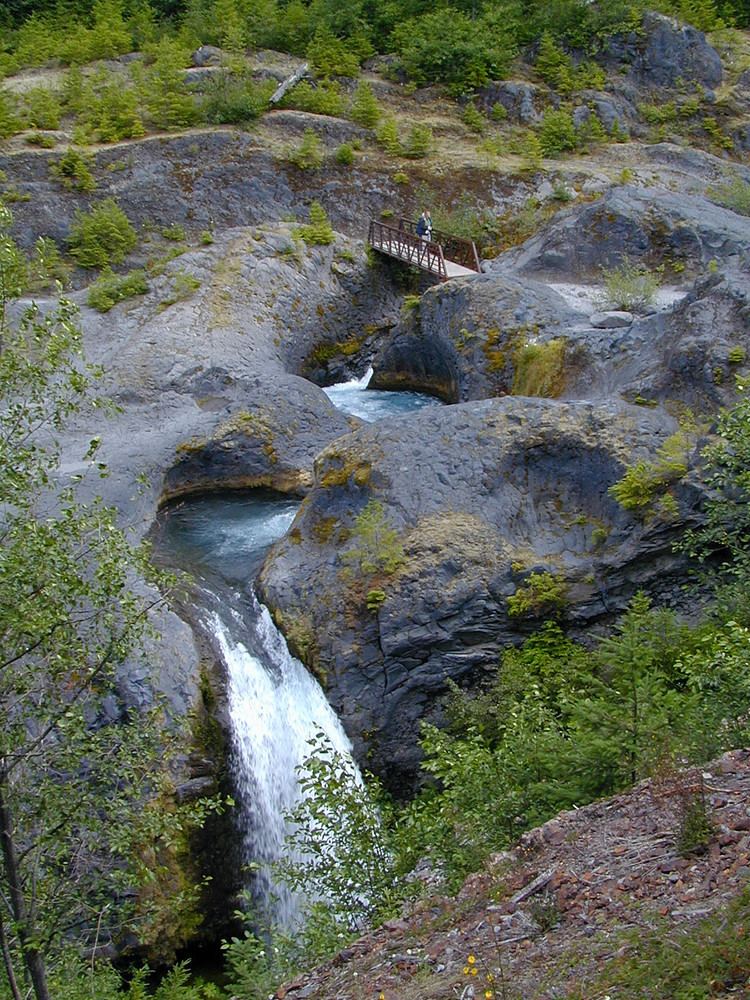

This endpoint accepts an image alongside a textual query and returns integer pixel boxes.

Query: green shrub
[161,224,186,242]
[286,128,324,169]
[391,8,516,94]
[534,32,605,95]
[306,26,360,78]
[68,199,138,269]
[0,90,23,139]
[138,37,198,130]
[87,268,149,311]
[677,786,714,856]
[74,78,145,144]
[349,81,381,128]
[728,345,747,364]
[342,499,405,575]
[537,107,578,156]
[50,149,97,193]
[26,236,71,291]
[23,86,61,130]
[199,73,273,125]
[507,570,568,618]
[376,117,401,155]
[597,257,661,312]
[608,432,691,516]
[281,80,345,116]
[276,731,408,939]
[295,200,334,245]
[402,123,432,159]
[335,143,354,165]
[462,102,486,133]
[25,132,57,148]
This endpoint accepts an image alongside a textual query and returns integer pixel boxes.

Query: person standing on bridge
[416,210,432,242]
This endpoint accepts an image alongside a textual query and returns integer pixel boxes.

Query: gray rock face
[258,397,704,788]
[602,12,723,90]
[476,80,541,123]
[491,187,750,280]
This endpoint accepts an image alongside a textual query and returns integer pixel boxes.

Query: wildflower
[485,992,494,999]
[471,967,478,976]
[468,954,476,964]
[463,967,470,975]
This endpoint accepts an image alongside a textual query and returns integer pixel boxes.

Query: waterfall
[205,589,352,928]
[156,378,443,929]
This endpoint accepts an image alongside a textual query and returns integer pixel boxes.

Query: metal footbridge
[367,217,481,281]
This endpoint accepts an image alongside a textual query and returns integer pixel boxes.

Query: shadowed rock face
[257,397,706,790]
[601,11,723,90]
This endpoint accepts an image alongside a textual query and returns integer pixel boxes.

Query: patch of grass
[157,270,201,311]
[708,173,750,216]
[512,338,567,398]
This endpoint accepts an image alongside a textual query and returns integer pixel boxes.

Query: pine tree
[349,80,380,128]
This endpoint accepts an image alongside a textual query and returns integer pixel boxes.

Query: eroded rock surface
[258,397,705,787]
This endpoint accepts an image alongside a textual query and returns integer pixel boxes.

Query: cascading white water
[208,592,352,928]
[156,376,443,927]
[323,366,438,423]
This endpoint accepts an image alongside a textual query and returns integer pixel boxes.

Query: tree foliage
[0,209,215,999]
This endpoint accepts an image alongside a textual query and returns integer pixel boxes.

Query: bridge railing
[397,218,481,273]
[368,219,447,279]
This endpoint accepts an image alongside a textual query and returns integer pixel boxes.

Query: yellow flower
[463,966,470,975]
[486,973,495,983]
[468,954,476,964]
[471,967,478,976]
[485,992,494,999]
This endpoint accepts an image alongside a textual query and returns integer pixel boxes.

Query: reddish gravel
[274,749,750,1000]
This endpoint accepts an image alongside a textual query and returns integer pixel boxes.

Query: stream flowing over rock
[4,91,749,937]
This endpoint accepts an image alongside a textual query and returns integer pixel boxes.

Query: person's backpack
[416,216,426,236]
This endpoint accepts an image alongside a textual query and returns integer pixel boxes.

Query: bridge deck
[368,218,481,281]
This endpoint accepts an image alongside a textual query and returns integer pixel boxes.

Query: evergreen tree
[349,80,380,128]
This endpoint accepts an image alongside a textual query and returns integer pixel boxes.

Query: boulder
[590,311,634,328]
[258,397,705,789]
[192,45,224,67]
[371,273,581,402]
[476,80,542,124]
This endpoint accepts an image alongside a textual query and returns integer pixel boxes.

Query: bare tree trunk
[0,911,23,1000]
[0,779,51,1000]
